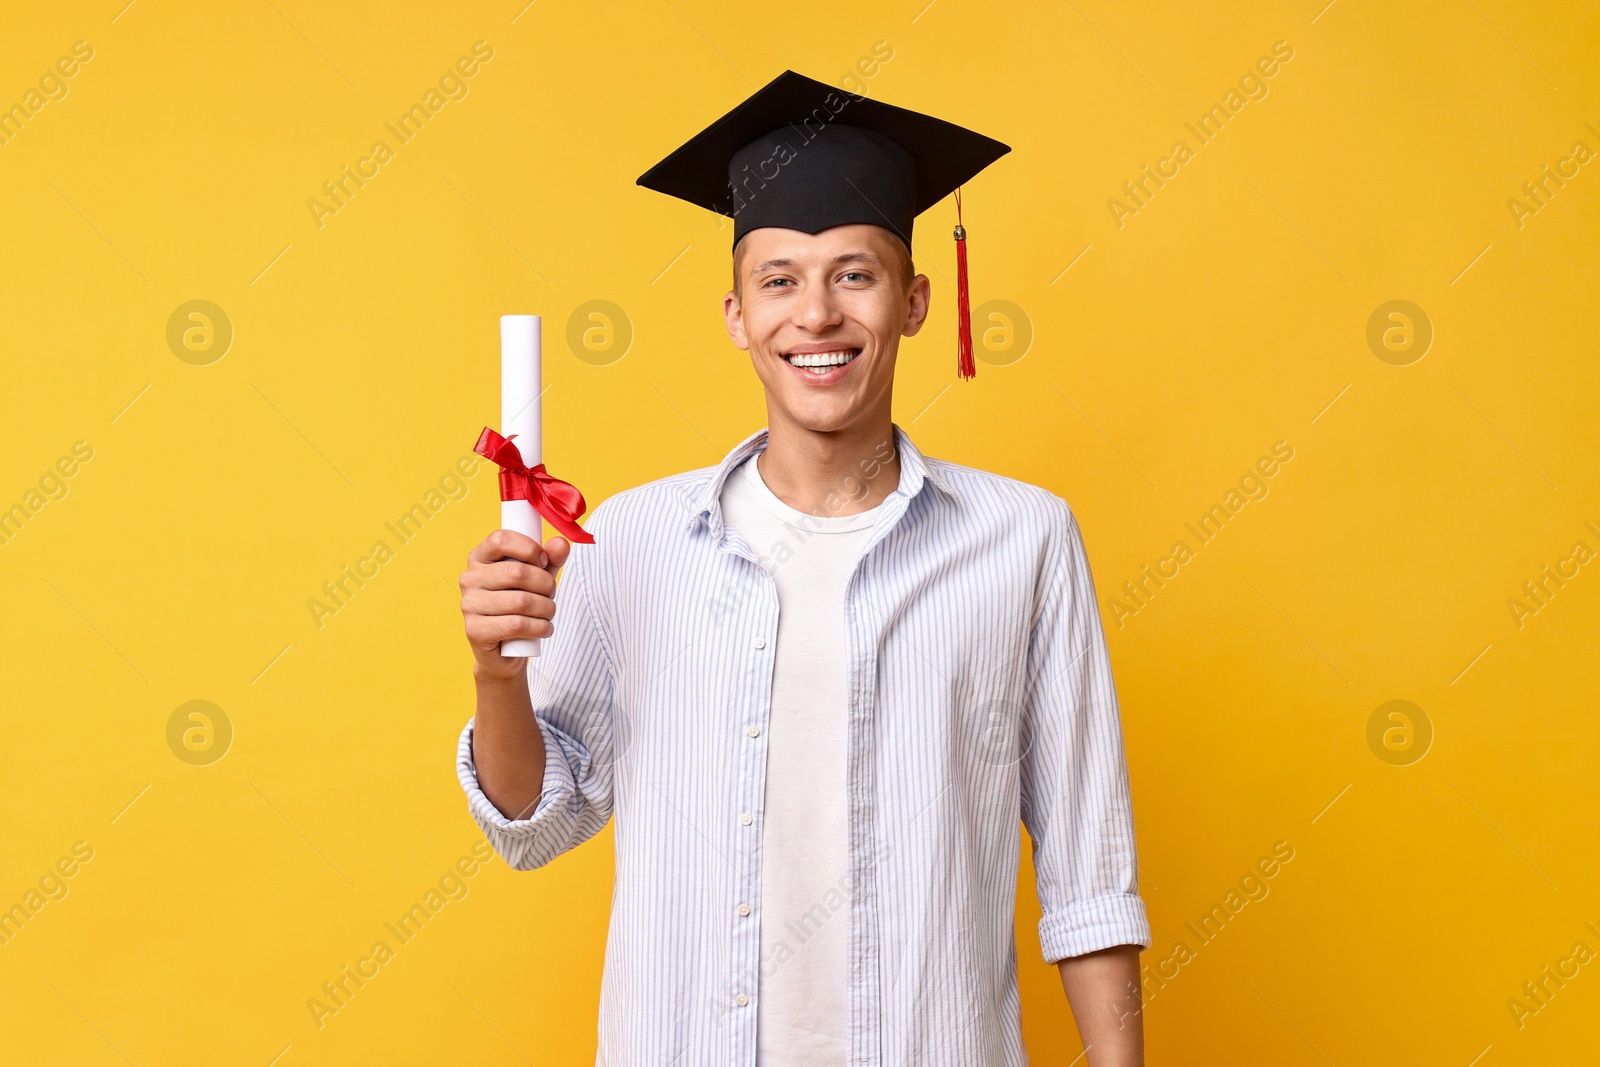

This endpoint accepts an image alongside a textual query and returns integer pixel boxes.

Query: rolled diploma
[500,314,543,658]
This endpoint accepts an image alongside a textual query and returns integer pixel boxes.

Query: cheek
[742,297,788,338]
[849,299,900,349]
[742,308,787,355]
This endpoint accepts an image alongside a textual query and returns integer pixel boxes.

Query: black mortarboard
[636,69,1010,379]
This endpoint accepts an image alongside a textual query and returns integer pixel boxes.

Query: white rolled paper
[500,314,543,659]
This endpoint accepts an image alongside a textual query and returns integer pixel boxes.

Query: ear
[724,289,750,350]
[901,273,933,338]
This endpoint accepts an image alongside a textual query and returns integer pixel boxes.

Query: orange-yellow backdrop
[2,1,1596,1064]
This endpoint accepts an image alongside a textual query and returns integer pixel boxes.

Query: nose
[793,277,843,334]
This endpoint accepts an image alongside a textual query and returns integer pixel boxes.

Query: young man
[457,70,1150,1066]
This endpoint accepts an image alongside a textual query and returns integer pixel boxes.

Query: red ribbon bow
[474,427,595,544]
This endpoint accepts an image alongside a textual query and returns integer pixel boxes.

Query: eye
[761,277,792,289]
[840,270,871,283]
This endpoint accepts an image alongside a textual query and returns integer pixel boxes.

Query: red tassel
[954,186,975,380]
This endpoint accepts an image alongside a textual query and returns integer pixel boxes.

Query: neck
[756,411,901,518]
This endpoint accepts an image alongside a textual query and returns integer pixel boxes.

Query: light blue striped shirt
[456,421,1151,1066]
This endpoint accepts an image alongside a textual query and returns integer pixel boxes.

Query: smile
[782,348,860,377]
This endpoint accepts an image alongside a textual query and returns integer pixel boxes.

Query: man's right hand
[460,530,573,681]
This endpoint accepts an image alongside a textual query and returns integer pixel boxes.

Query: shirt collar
[681,421,956,534]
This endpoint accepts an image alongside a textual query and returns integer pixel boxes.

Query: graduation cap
[636,69,1010,380]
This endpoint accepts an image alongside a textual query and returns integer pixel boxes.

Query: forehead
[736,223,903,268]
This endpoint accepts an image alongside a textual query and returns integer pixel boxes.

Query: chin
[781,401,859,433]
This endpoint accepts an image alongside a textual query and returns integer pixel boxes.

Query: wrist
[473,660,527,687]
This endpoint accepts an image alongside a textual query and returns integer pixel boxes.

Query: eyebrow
[749,252,885,278]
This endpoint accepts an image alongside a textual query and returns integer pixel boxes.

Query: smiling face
[723,223,931,436]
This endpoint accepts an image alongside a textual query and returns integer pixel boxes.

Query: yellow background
[2,0,1596,1063]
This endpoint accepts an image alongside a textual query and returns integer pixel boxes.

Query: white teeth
[786,349,858,368]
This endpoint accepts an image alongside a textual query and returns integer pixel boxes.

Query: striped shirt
[456,421,1151,1067]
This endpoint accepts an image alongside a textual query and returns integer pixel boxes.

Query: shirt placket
[711,518,779,1067]
[842,488,913,1067]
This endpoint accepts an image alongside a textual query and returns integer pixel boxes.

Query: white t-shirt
[718,451,885,1065]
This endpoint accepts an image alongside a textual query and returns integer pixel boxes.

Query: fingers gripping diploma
[459,530,573,681]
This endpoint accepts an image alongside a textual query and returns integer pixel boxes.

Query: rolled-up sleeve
[1021,499,1151,963]
[457,503,619,871]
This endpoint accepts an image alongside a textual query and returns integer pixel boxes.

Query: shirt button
[746,725,761,737]
[737,902,751,916]
[739,812,753,825]
[753,635,766,649]
[735,993,749,1007]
